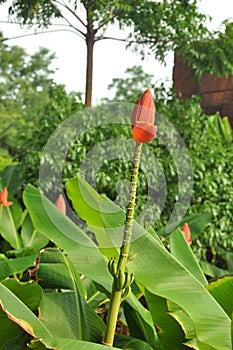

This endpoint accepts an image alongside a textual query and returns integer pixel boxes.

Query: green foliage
[0,186,49,281]
[1,175,233,348]
[0,148,13,174]
[206,276,233,317]
[1,0,210,106]
[14,83,84,189]
[104,66,157,103]
[64,179,232,349]
[118,0,209,62]
[0,33,85,198]
[106,71,230,268]
[0,32,84,185]
[4,0,209,62]
[156,94,233,266]
[12,61,232,270]
[208,114,233,143]
[38,248,105,341]
[179,20,233,80]
[0,32,55,153]
[1,164,24,196]
[2,57,231,271]
[8,0,60,27]
[0,278,43,348]
[19,182,232,349]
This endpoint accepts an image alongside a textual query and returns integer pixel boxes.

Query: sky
[0,0,232,104]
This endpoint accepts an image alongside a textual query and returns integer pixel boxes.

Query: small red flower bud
[181,223,192,246]
[132,88,157,143]
[0,187,13,207]
[55,194,66,215]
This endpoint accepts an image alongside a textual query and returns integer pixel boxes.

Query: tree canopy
[0,0,210,106]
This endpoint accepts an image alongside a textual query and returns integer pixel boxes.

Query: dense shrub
[158,95,233,266]
[12,83,233,269]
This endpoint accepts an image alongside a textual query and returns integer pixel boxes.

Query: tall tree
[0,0,209,106]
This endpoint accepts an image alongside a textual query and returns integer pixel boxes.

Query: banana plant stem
[103,142,142,346]
[103,288,122,346]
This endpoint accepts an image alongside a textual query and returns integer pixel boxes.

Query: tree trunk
[85,10,95,107]
[85,36,94,107]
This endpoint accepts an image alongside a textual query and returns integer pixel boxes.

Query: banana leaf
[66,177,231,349]
[38,248,105,342]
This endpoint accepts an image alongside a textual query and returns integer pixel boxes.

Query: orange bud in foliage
[55,194,66,215]
[132,89,157,143]
[0,188,13,207]
[181,223,192,246]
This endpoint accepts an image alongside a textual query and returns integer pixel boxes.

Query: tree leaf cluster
[1,0,211,105]
[179,20,233,80]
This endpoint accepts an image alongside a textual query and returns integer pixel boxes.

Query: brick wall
[173,53,233,127]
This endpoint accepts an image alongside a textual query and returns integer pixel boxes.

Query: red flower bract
[55,194,66,215]
[181,223,192,246]
[132,88,157,143]
[0,187,13,207]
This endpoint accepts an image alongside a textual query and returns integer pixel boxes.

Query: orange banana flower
[132,88,157,143]
[181,223,192,246]
[0,188,13,207]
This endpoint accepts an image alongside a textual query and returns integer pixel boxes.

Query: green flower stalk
[103,89,157,346]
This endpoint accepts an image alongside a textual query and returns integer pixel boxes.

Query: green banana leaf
[222,116,233,141]
[0,202,22,249]
[23,184,111,290]
[1,278,42,312]
[206,276,233,317]
[123,292,160,349]
[0,252,37,281]
[169,228,207,285]
[0,308,26,349]
[209,114,232,143]
[0,279,50,339]
[38,336,152,350]
[0,279,42,347]
[39,338,120,349]
[66,177,231,349]
[83,277,108,310]
[24,184,160,348]
[66,177,125,258]
[145,291,188,350]
[185,338,218,350]
[179,212,212,238]
[128,228,231,349]
[226,252,233,272]
[0,327,28,350]
[0,278,107,348]
[161,298,216,349]
[158,212,212,238]
[200,261,229,278]
[28,339,48,349]
[1,164,24,195]
[38,248,105,342]
[114,333,154,349]
[21,213,49,251]
[66,177,161,347]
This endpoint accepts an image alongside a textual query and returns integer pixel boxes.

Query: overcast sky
[0,0,232,104]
